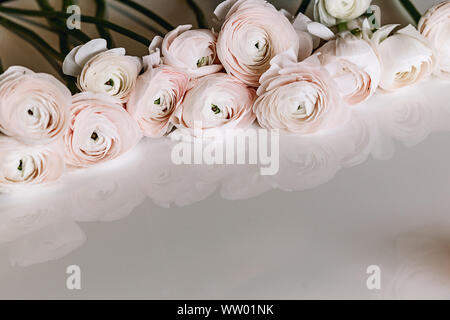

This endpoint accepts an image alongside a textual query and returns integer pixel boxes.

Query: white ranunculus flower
[62,38,142,103]
[0,137,65,191]
[314,0,372,27]
[419,2,450,79]
[316,33,381,105]
[372,25,434,91]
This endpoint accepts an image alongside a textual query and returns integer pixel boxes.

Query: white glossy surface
[0,0,449,300]
[1,77,450,299]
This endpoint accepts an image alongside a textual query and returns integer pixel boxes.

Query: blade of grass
[0,6,153,45]
[95,0,114,47]
[185,0,207,29]
[114,0,174,31]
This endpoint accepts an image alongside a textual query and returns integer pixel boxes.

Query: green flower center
[17,159,23,171]
[211,104,221,114]
[154,98,161,105]
[196,57,208,68]
[105,79,114,87]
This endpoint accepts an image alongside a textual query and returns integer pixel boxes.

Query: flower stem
[60,0,72,55]
[296,0,312,15]
[0,15,64,73]
[114,0,174,31]
[399,0,421,25]
[36,0,71,55]
[95,0,115,47]
[186,0,207,29]
[0,5,152,46]
[12,14,91,44]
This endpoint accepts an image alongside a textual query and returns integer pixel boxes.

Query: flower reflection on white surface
[1,76,450,269]
[139,139,221,207]
[64,142,147,222]
[7,217,86,267]
[274,134,341,192]
[383,234,450,299]
[0,191,69,243]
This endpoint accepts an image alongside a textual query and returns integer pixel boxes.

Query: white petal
[74,38,108,69]
[62,45,82,76]
[307,22,335,40]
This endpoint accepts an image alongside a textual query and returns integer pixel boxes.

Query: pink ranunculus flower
[0,66,71,144]
[253,49,344,134]
[214,0,313,87]
[419,2,450,79]
[63,92,142,167]
[172,73,256,134]
[63,39,142,103]
[0,136,65,190]
[316,34,381,105]
[127,66,189,137]
[152,24,223,78]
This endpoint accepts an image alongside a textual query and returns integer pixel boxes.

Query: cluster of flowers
[0,0,449,190]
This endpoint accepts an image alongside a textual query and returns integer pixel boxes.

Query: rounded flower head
[172,73,256,134]
[159,24,223,78]
[127,66,189,137]
[0,137,65,190]
[215,0,303,87]
[63,92,142,167]
[419,2,450,78]
[0,66,71,144]
[63,39,142,103]
[314,0,372,27]
[373,25,434,91]
[316,34,381,105]
[253,50,344,134]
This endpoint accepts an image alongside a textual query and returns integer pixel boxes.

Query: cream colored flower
[372,25,434,90]
[314,0,372,27]
[316,34,381,104]
[419,2,450,78]
[63,38,142,103]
